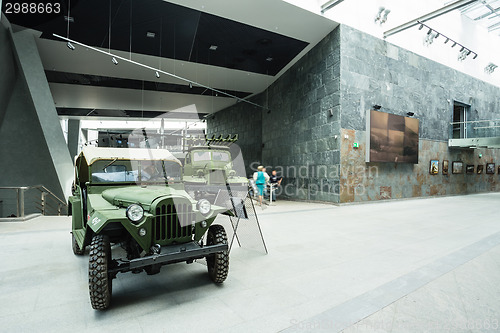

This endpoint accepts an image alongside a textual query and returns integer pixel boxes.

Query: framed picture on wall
[452,161,463,174]
[466,165,475,174]
[477,165,484,174]
[442,160,449,175]
[486,163,495,174]
[429,160,439,175]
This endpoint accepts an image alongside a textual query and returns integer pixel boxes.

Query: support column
[0,27,73,205]
[67,119,81,160]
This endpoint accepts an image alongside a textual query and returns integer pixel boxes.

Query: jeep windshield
[192,151,230,162]
[90,159,181,184]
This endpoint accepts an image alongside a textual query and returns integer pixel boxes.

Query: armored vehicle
[183,145,248,200]
[69,147,230,310]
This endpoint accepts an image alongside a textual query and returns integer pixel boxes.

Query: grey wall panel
[0,27,73,216]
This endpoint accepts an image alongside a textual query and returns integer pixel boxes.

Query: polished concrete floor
[1,193,499,332]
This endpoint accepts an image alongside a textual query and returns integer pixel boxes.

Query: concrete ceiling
[6,0,337,121]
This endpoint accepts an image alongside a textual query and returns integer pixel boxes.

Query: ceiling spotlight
[155,71,160,78]
[419,24,424,30]
[452,42,457,47]
[473,53,478,60]
[427,29,433,35]
[460,46,465,52]
[66,42,75,50]
[266,57,273,62]
[112,57,118,65]
[373,104,382,110]
[146,31,156,38]
[189,82,193,89]
[209,45,218,51]
[407,112,415,117]
[444,38,449,44]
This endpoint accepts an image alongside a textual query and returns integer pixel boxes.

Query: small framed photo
[452,161,463,174]
[466,165,475,174]
[429,160,439,175]
[486,163,495,174]
[477,165,484,174]
[442,160,449,175]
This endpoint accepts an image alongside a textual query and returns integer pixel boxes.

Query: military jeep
[69,147,230,310]
[183,145,248,200]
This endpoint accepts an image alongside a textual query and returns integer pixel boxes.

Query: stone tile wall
[340,129,500,203]
[339,25,500,202]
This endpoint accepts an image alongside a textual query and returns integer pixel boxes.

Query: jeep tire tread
[89,234,112,310]
[72,232,85,255]
[206,224,229,283]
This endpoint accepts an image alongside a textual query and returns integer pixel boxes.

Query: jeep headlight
[126,204,144,222]
[196,199,211,216]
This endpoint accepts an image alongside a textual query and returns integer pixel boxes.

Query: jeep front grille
[154,203,194,242]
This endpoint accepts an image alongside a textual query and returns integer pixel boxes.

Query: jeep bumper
[109,242,228,274]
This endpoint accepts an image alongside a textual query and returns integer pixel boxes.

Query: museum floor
[1,193,499,332]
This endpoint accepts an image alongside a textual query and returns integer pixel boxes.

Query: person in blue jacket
[253,165,269,207]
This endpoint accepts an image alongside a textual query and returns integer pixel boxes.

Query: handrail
[0,185,67,218]
[450,119,500,125]
[29,185,67,206]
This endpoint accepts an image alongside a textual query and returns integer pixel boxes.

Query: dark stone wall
[208,27,342,202]
[206,95,263,177]
[261,27,341,202]
[339,25,500,140]
[208,24,500,203]
[339,25,500,202]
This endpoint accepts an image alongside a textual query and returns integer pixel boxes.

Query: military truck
[182,145,248,200]
[69,147,230,310]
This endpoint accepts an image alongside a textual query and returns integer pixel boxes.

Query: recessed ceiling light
[266,57,273,62]
[146,31,156,38]
[209,45,218,51]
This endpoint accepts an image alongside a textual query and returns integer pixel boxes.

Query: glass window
[192,151,211,162]
[91,160,181,183]
[212,151,230,162]
[91,160,138,183]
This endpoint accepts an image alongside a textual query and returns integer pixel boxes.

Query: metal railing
[0,185,67,218]
[450,119,500,139]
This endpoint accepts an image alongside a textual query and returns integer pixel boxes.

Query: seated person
[268,170,282,201]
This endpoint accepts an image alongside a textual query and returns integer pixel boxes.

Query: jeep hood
[101,186,192,209]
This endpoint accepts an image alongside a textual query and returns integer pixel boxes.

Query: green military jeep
[183,145,248,200]
[69,147,230,310]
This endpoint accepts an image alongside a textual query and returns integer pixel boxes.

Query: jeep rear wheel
[89,234,112,310]
[72,232,85,255]
[206,224,229,283]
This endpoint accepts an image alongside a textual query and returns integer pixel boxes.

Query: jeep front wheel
[206,224,229,283]
[72,232,85,255]
[89,234,112,310]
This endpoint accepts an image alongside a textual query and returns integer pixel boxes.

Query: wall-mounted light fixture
[417,21,477,61]
[375,7,391,25]
[485,63,498,74]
